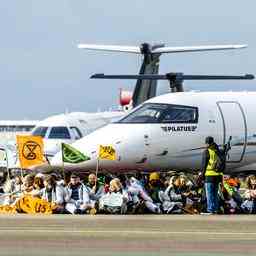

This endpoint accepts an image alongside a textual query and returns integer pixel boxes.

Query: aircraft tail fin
[80,42,248,107]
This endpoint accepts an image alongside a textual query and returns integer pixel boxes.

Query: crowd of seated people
[0,170,255,215]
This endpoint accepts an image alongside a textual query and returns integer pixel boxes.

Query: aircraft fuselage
[51,91,256,174]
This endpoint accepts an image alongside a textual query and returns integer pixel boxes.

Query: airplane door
[217,102,247,162]
[144,124,169,167]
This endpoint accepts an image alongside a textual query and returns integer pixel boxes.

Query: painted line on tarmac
[1,229,256,236]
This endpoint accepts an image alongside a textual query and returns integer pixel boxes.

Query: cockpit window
[70,127,82,140]
[32,126,48,138]
[118,104,165,123]
[48,127,71,139]
[160,106,198,123]
[118,103,198,124]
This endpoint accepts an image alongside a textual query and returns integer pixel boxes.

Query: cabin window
[118,103,198,124]
[48,127,71,139]
[32,126,48,137]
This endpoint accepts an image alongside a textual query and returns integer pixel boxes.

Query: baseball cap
[205,136,214,145]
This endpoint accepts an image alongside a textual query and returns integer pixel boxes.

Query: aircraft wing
[77,44,141,53]
[151,44,247,54]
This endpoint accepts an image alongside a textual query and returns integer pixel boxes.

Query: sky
[0,1,255,119]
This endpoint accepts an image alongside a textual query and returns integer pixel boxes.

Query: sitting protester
[5,174,36,206]
[99,178,129,214]
[30,176,45,197]
[146,172,164,202]
[194,172,207,213]
[221,175,243,214]
[103,175,112,194]
[65,173,89,214]
[84,173,104,213]
[241,175,256,213]
[12,175,23,194]
[159,175,196,214]
[41,174,66,214]
[22,174,35,194]
[127,177,160,214]
[179,175,200,213]
[2,174,23,205]
[144,172,164,213]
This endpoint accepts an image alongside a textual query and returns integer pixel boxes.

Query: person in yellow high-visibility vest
[200,136,223,214]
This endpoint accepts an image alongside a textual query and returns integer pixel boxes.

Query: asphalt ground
[0,214,255,256]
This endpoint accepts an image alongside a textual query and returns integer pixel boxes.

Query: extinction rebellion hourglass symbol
[22,141,42,160]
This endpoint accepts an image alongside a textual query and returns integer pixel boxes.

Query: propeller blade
[90,74,167,80]
[181,74,254,80]
[91,73,254,81]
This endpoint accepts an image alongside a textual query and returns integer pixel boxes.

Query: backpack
[214,149,226,172]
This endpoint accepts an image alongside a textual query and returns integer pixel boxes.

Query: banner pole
[3,147,13,195]
[61,143,66,183]
[20,168,24,178]
[62,157,66,183]
[4,148,10,181]
[96,158,99,178]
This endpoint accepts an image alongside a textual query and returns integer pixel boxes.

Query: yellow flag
[99,145,117,160]
[16,195,53,214]
[16,135,45,169]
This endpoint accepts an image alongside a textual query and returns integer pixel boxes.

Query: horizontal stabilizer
[151,44,247,54]
[77,44,140,53]
[78,43,247,54]
[91,73,254,80]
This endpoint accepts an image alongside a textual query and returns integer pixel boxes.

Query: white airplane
[0,120,38,144]
[31,111,123,159]
[51,72,256,174]
[50,42,256,174]
[0,120,39,170]
[0,112,122,170]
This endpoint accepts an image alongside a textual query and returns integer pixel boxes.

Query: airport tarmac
[0,215,255,256]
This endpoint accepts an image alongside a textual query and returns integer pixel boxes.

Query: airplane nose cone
[51,123,147,171]
[50,147,98,170]
[44,140,61,157]
[50,150,62,166]
[50,125,118,170]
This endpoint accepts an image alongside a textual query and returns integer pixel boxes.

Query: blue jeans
[205,182,220,213]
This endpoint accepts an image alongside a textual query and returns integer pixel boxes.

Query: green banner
[62,143,90,163]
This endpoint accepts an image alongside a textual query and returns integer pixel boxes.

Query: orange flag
[16,135,45,169]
